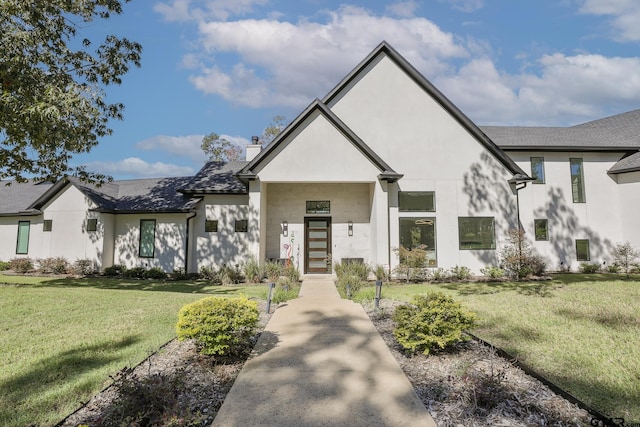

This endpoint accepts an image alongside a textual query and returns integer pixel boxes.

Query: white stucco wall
[0,216,41,262]
[326,53,516,273]
[191,194,256,272]
[113,213,187,271]
[507,151,625,270]
[616,171,640,249]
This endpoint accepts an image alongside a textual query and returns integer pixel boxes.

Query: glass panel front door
[305,217,331,273]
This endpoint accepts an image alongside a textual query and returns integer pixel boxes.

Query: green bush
[480,266,505,280]
[243,257,264,283]
[580,262,601,274]
[264,260,283,282]
[0,261,9,271]
[104,264,127,276]
[123,266,147,279]
[431,268,449,282]
[393,292,476,355]
[37,257,69,274]
[283,263,300,283]
[176,296,259,356]
[144,267,168,280]
[499,229,547,279]
[449,265,472,281]
[607,264,621,274]
[73,258,95,276]
[218,264,243,285]
[373,264,388,281]
[334,259,369,281]
[9,257,33,273]
[270,277,300,303]
[612,241,640,278]
[199,265,217,281]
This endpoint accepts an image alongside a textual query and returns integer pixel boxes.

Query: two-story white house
[1,42,639,275]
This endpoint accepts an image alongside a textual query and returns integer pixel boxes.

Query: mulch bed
[61,300,593,426]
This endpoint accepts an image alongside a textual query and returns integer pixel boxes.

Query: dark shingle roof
[609,151,640,174]
[95,177,200,212]
[481,126,640,151]
[181,161,248,194]
[0,181,54,215]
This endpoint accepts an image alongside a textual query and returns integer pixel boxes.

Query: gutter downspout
[185,212,197,273]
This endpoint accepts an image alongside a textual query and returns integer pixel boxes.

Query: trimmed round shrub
[104,264,127,276]
[176,296,259,356]
[393,292,476,355]
[143,267,168,280]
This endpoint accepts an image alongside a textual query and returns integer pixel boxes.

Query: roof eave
[500,146,640,152]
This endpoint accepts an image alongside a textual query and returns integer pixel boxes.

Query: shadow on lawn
[0,335,140,422]
[438,280,559,297]
[22,276,264,295]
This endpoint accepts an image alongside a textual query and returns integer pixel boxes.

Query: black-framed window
[458,217,495,250]
[530,157,545,184]
[570,158,586,203]
[306,201,330,214]
[399,192,435,212]
[205,220,218,232]
[576,239,590,261]
[16,221,30,254]
[86,218,98,232]
[43,219,53,232]
[235,219,248,233]
[399,217,437,266]
[534,219,548,241]
[139,219,156,258]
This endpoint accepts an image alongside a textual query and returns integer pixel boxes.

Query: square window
[306,201,330,214]
[399,192,435,212]
[139,219,156,258]
[205,220,218,232]
[235,219,248,232]
[399,217,437,266]
[458,217,495,250]
[86,218,98,232]
[530,157,545,184]
[534,219,548,241]
[43,220,52,232]
[16,221,30,254]
[576,239,590,261]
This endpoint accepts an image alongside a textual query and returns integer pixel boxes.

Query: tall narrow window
[458,217,496,250]
[139,220,156,258]
[534,219,548,241]
[570,158,586,203]
[16,221,30,254]
[530,157,545,184]
[399,192,435,212]
[576,239,590,261]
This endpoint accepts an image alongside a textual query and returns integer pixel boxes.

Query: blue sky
[74,0,640,179]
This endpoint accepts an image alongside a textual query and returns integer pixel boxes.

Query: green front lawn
[0,274,267,427]
[358,274,640,421]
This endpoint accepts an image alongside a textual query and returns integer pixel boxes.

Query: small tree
[499,229,546,279]
[260,115,287,146]
[612,241,639,279]
[201,132,242,162]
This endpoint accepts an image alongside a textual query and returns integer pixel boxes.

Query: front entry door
[305,217,331,274]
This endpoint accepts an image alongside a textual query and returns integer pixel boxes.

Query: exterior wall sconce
[348,221,353,236]
[283,221,288,237]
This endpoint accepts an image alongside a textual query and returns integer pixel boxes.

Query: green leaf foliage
[176,296,259,356]
[393,292,476,355]
[1,0,142,182]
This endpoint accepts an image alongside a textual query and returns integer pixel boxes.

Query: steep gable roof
[321,41,527,177]
[609,151,640,174]
[238,99,403,182]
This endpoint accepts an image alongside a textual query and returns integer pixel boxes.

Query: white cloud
[579,0,640,41]
[385,1,420,18]
[136,134,250,163]
[154,0,268,22]
[441,0,484,13]
[85,158,196,178]
[188,5,468,108]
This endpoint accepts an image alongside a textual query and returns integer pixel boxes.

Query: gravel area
[61,299,593,426]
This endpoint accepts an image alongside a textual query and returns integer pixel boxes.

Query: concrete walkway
[211,278,436,427]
